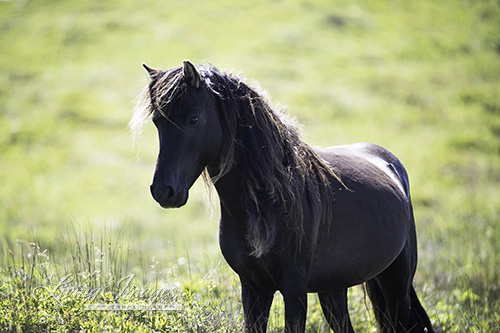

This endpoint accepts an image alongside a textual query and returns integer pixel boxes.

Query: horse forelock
[130,68,177,145]
[130,66,196,145]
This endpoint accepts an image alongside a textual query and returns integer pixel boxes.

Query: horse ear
[182,60,200,89]
[142,63,162,80]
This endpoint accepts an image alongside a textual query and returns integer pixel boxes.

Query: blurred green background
[1,0,500,330]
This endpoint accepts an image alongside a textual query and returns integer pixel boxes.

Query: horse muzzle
[150,183,188,208]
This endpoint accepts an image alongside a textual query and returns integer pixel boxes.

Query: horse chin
[159,200,186,209]
[158,192,188,209]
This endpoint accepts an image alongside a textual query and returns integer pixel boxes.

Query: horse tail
[365,279,391,331]
[408,285,435,333]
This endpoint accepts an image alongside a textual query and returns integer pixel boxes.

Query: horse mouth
[150,184,189,209]
[158,196,188,209]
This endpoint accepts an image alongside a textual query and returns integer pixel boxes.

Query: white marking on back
[364,155,407,196]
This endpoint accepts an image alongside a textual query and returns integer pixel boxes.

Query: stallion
[130,60,434,333]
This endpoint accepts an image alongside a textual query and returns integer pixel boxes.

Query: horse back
[318,142,410,199]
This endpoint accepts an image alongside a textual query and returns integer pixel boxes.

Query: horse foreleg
[241,280,274,333]
[282,279,308,333]
[318,289,354,333]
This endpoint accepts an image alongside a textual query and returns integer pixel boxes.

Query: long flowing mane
[130,65,340,257]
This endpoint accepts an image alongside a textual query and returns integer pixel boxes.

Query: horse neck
[207,163,247,222]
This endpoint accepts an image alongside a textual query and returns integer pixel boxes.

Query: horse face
[150,89,222,208]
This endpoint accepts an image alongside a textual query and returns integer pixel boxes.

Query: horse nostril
[150,183,175,204]
[164,185,174,200]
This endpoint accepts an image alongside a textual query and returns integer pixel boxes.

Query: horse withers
[130,60,434,333]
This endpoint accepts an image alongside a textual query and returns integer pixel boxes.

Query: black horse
[130,60,434,333]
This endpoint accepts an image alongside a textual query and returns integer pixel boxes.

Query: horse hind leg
[318,289,354,333]
[408,285,435,333]
[368,243,434,333]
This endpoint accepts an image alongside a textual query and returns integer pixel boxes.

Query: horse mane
[130,65,340,257]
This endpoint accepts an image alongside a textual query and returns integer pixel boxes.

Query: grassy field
[1,0,500,331]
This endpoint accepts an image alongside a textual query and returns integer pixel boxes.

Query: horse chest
[219,217,283,288]
[219,225,247,272]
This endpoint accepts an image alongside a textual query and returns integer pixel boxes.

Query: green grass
[1,0,500,331]
[0,225,381,332]
[0,225,244,332]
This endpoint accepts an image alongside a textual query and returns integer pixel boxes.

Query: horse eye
[189,116,199,125]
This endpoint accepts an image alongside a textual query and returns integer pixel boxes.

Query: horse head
[146,60,222,208]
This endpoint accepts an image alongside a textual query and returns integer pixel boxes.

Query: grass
[0,223,244,332]
[0,224,385,332]
[1,0,500,331]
